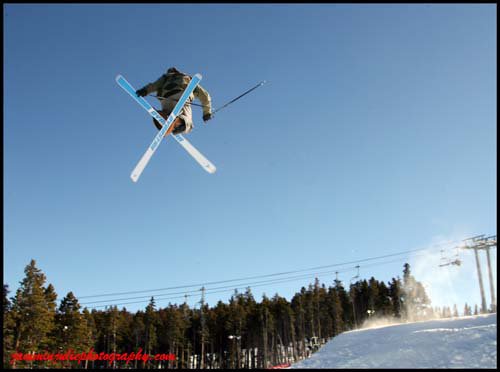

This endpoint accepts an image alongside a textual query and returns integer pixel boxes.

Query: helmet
[167,67,180,74]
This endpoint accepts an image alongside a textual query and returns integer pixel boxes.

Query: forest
[3,259,478,369]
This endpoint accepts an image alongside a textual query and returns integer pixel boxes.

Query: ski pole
[212,80,267,115]
[151,95,205,107]
[150,80,267,115]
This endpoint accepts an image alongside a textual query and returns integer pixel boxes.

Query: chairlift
[451,246,462,266]
[439,247,462,267]
[439,249,449,267]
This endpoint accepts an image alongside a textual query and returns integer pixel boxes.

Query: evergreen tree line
[2,260,481,369]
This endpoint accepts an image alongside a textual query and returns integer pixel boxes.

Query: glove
[203,112,213,122]
[136,87,148,97]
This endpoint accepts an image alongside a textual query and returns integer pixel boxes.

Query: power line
[82,266,356,306]
[89,269,350,309]
[83,252,440,309]
[82,256,412,306]
[78,239,464,301]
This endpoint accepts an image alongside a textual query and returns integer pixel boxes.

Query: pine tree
[132,311,146,368]
[144,297,159,366]
[463,303,472,316]
[52,292,89,367]
[441,306,452,318]
[367,277,379,318]
[303,285,316,338]
[375,281,393,317]
[290,289,307,360]
[334,280,352,330]
[389,278,403,319]
[313,278,322,340]
[10,260,57,368]
[401,263,431,321]
[242,287,258,368]
[3,284,15,368]
[101,306,121,367]
[81,308,97,368]
[358,280,371,324]
[270,294,296,365]
[321,285,343,339]
[157,303,190,368]
[260,294,274,368]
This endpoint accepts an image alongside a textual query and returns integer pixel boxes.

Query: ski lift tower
[461,235,497,313]
[477,235,497,313]
[349,265,360,328]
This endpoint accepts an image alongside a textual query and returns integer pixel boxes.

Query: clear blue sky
[4,4,497,313]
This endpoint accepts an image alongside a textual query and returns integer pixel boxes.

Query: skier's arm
[194,84,212,118]
[136,75,166,96]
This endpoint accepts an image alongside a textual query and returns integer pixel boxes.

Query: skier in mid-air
[135,67,213,135]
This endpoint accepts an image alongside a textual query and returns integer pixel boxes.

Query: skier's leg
[172,118,187,135]
[152,114,164,131]
[152,113,183,137]
[152,95,182,136]
[176,95,194,134]
[152,92,193,135]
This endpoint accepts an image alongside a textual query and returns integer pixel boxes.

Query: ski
[116,74,215,181]
[172,134,216,174]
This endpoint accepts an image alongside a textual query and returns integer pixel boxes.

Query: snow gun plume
[408,233,484,320]
[359,232,484,331]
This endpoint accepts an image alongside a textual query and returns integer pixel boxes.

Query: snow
[291,313,497,369]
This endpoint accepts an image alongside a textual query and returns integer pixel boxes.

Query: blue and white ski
[116,74,216,182]
[171,133,216,174]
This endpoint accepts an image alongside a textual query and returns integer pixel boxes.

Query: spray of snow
[409,233,489,315]
[358,315,406,331]
[355,233,495,330]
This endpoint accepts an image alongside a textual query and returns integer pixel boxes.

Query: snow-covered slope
[291,313,497,369]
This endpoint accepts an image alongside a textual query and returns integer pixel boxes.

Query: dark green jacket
[142,71,212,115]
